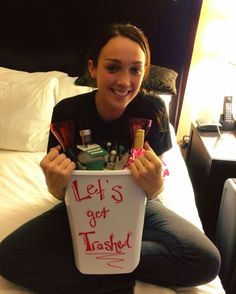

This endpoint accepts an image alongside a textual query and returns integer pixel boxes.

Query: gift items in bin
[50,118,158,171]
[50,118,168,274]
[129,117,152,141]
[50,120,78,163]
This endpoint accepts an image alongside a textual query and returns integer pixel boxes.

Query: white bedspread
[0,143,225,293]
[0,67,225,293]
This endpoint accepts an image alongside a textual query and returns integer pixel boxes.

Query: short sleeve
[145,95,172,156]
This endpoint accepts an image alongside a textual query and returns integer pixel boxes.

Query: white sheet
[0,139,225,293]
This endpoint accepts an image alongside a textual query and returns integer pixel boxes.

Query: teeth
[114,89,130,96]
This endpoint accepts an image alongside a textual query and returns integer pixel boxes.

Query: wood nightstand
[186,123,236,242]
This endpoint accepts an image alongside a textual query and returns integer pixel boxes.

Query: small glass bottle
[79,129,92,147]
[133,129,144,149]
[106,150,117,170]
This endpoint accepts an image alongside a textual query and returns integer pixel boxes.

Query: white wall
[177,0,236,142]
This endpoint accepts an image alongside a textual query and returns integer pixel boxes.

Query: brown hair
[88,23,151,81]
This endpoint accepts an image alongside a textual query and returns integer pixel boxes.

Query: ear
[88,60,97,79]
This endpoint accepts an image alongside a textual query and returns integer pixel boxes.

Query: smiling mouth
[112,89,132,97]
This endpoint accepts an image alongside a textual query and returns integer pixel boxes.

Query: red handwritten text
[87,207,110,227]
[71,178,124,204]
[95,253,125,269]
[79,231,132,254]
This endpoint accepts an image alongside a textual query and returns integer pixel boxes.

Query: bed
[0,0,225,293]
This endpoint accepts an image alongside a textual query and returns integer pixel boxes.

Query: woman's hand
[129,142,164,200]
[40,145,76,200]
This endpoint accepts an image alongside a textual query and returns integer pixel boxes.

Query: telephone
[220,96,235,131]
[196,119,222,132]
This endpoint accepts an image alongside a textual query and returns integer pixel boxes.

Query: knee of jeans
[192,243,221,285]
[0,239,19,279]
[0,242,8,276]
[206,245,221,281]
[141,240,169,256]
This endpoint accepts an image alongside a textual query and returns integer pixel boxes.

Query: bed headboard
[0,0,202,130]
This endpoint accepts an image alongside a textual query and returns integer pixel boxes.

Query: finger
[47,157,75,179]
[137,154,162,177]
[58,157,74,170]
[131,157,152,177]
[144,141,153,151]
[138,156,152,169]
[46,145,62,161]
[129,162,139,178]
[65,161,76,173]
[133,157,146,171]
[143,141,160,162]
[49,153,68,168]
[143,148,162,165]
[54,160,76,175]
[50,145,61,152]
[144,141,164,160]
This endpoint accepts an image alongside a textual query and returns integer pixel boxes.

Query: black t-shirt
[47,90,172,156]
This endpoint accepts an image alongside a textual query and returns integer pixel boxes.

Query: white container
[216,178,236,288]
[65,169,146,274]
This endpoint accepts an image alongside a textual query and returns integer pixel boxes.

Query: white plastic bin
[65,169,146,274]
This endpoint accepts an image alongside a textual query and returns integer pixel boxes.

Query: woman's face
[89,36,146,122]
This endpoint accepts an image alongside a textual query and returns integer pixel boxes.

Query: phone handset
[220,96,235,130]
[223,96,233,121]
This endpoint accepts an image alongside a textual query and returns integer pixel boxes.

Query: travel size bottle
[105,150,117,170]
[127,129,145,166]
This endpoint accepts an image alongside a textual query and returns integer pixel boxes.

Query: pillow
[0,67,96,152]
[55,76,94,104]
[74,64,178,95]
[0,76,58,152]
[0,66,95,103]
[0,66,68,83]
[141,65,178,95]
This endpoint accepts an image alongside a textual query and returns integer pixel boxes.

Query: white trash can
[65,169,146,274]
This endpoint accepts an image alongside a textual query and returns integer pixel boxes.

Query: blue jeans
[0,200,220,294]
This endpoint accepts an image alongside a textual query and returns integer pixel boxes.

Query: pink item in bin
[65,169,147,274]
[129,117,152,143]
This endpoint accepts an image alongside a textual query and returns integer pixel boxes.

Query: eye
[130,66,143,76]
[106,64,120,73]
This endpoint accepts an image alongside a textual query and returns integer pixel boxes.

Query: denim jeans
[0,200,220,294]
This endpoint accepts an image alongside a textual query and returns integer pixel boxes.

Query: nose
[116,70,131,87]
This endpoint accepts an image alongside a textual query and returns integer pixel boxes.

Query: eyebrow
[105,58,144,65]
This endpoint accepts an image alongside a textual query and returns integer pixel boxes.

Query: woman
[0,23,220,294]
